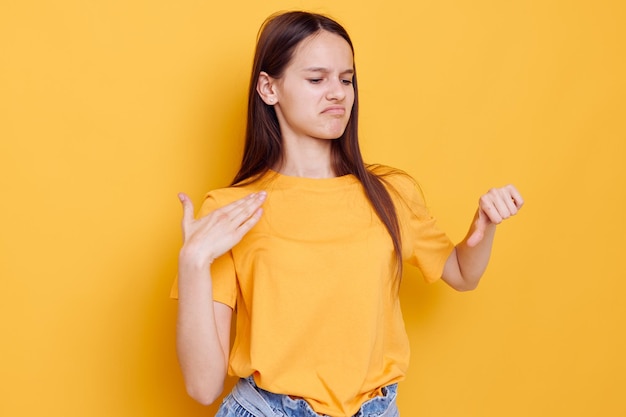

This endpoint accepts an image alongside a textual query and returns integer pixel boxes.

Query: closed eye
[308,78,323,84]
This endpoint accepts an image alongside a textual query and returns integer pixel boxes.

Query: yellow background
[1,0,624,416]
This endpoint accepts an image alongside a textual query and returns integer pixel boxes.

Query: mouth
[322,106,346,115]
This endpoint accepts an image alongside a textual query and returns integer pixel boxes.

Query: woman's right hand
[177,191,266,269]
[176,192,265,404]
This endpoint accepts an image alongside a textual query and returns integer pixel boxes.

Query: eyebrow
[302,67,355,75]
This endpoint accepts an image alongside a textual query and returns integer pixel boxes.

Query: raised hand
[178,191,266,268]
[466,185,524,247]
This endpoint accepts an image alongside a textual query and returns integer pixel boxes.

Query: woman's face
[269,30,355,143]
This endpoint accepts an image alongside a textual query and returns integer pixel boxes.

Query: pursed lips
[321,105,346,115]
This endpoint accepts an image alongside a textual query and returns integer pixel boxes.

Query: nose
[326,77,346,101]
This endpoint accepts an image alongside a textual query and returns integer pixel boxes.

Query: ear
[256,71,278,105]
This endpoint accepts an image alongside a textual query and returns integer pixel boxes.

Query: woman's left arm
[441,185,524,291]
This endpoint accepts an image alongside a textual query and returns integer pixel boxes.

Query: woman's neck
[276,136,335,178]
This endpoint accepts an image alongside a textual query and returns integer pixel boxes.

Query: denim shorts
[215,376,399,417]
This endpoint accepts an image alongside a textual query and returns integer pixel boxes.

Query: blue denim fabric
[215,376,399,417]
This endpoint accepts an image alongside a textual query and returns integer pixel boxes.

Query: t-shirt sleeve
[169,192,238,308]
[388,173,455,283]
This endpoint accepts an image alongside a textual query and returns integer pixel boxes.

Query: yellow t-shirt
[172,167,454,416]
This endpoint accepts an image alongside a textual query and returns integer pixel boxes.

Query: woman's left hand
[466,185,524,247]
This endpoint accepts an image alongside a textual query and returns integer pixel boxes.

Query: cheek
[347,89,356,107]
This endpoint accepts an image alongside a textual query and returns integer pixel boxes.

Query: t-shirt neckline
[266,169,358,189]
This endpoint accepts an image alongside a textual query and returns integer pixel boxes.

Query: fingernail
[258,191,267,200]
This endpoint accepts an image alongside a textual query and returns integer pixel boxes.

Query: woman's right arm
[175,191,266,405]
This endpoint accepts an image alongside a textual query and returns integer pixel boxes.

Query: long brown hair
[232,11,403,280]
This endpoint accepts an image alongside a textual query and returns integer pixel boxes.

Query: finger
[491,189,514,219]
[479,196,503,224]
[221,192,260,211]
[204,191,266,232]
[506,185,524,209]
[227,192,267,226]
[220,191,267,222]
[494,185,524,218]
[500,188,519,215]
[502,195,519,217]
[466,229,484,247]
[233,207,264,239]
[213,192,266,220]
[178,192,195,226]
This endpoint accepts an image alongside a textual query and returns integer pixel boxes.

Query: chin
[318,121,349,140]
[315,133,345,141]
[321,127,349,140]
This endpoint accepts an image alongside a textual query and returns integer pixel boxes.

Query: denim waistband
[230,376,398,417]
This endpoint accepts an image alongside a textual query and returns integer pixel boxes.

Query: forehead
[289,30,354,70]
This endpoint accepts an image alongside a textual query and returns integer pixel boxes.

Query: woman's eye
[308,79,323,84]
[341,79,353,85]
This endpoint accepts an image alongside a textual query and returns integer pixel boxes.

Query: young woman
[173,10,523,417]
